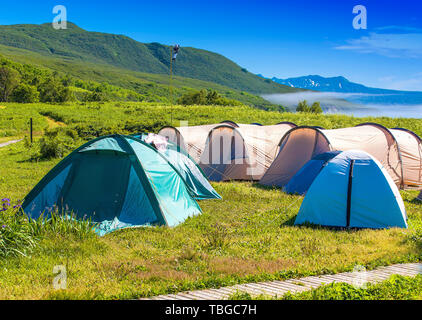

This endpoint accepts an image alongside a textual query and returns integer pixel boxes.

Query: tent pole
[346,160,355,228]
[169,46,173,127]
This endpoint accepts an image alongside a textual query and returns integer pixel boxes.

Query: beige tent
[260,123,422,190]
[389,128,422,189]
[199,122,297,181]
[159,123,223,163]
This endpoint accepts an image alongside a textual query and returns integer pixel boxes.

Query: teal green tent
[132,133,221,200]
[22,135,203,235]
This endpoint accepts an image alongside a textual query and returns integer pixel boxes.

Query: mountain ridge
[267,74,422,94]
[0,22,299,95]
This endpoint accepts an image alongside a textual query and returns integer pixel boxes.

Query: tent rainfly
[132,133,221,200]
[199,122,297,181]
[284,151,342,195]
[295,150,408,229]
[260,123,422,190]
[22,135,202,235]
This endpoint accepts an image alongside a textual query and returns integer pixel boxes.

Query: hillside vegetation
[0,23,300,95]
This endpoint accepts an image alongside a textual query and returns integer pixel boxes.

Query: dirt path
[0,139,22,148]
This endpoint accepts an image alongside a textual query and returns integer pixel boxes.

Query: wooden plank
[195,290,227,300]
[233,285,267,296]
[296,279,323,288]
[204,289,232,300]
[246,284,280,294]
[173,293,201,300]
[260,282,291,293]
[243,284,284,296]
[318,275,348,283]
[183,291,214,300]
[269,281,309,292]
[386,266,419,276]
[300,277,332,286]
[392,265,422,272]
[156,295,186,300]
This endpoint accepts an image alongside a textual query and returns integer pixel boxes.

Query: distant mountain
[268,75,421,95]
[0,22,299,95]
[263,75,422,107]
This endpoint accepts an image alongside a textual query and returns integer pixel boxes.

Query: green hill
[0,22,298,95]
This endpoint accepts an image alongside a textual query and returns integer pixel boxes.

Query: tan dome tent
[159,123,225,163]
[389,128,422,189]
[199,122,296,181]
[260,123,422,190]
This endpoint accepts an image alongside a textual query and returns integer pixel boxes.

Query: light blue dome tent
[284,151,341,195]
[295,150,408,229]
[22,135,213,235]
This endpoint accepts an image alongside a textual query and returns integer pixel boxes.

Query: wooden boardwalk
[145,263,422,300]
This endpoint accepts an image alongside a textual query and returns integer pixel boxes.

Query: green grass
[2,102,421,139]
[229,275,422,300]
[0,103,421,299]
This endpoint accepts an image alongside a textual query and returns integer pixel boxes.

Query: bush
[177,89,242,106]
[0,198,36,258]
[82,91,108,102]
[32,127,82,160]
[10,84,39,103]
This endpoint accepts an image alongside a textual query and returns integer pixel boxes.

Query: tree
[296,100,323,114]
[310,102,323,114]
[0,66,20,102]
[296,100,310,112]
[38,78,71,103]
[10,84,39,103]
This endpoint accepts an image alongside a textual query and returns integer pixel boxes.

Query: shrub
[203,223,230,250]
[32,127,82,160]
[10,83,39,103]
[177,89,243,106]
[0,198,36,258]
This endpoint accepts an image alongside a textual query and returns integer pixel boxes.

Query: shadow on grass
[409,198,422,205]
[293,221,364,233]
[251,182,281,191]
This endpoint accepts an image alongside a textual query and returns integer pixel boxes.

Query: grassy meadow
[0,102,421,299]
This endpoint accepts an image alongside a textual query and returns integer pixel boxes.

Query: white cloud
[335,30,422,58]
[378,73,422,91]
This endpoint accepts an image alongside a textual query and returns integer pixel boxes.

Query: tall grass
[0,199,35,258]
[29,208,96,240]
[0,198,96,258]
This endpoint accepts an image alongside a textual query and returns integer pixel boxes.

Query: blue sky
[0,0,421,90]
